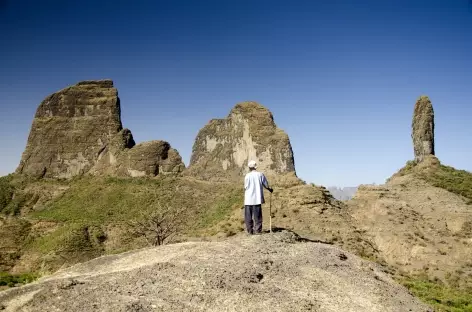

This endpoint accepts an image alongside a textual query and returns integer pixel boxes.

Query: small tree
[127,202,186,246]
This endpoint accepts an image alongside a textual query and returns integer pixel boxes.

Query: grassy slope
[0,174,244,274]
[401,279,472,312]
[31,176,243,235]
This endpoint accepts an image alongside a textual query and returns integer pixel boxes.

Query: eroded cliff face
[17,80,184,179]
[16,80,124,178]
[188,101,295,180]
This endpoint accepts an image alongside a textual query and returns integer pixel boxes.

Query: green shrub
[0,174,43,215]
[3,192,34,215]
[0,175,14,212]
[0,272,39,287]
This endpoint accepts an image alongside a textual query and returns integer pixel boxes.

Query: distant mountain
[327,186,358,200]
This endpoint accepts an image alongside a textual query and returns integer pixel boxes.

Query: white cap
[248,160,257,169]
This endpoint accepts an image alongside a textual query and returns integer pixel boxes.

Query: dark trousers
[245,205,262,234]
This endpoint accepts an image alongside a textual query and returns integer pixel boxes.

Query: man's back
[244,171,269,205]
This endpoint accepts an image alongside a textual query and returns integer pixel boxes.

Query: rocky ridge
[0,231,431,312]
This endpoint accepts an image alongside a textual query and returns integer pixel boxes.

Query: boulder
[119,141,185,177]
[188,101,295,180]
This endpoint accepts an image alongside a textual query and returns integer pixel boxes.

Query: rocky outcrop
[412,95,435,162]
[90,129,184,177]
[17,80,184,178]
[0,231,430,312]
[188,101,295,180]
[16,80,124,178]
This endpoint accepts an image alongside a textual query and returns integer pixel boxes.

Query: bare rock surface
[16,80,184,179]
[122,141,185,177]
[412,96,435,162]
[188,102,295,180]
[92,139,184,177]
[0,231,431,312]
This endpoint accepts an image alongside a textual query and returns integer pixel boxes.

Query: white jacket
[244,171,269,205]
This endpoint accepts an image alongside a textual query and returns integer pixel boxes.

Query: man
[244,160,273,234]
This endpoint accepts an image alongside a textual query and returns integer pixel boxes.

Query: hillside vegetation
[0,174,244,275]
[391,156,472,204]
[401,278,472,312]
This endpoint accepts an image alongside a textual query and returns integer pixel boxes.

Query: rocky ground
[0,231,431,312]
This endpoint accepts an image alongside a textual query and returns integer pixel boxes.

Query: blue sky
[0,0,471,186]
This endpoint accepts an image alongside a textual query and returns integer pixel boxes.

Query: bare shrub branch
[127,202,186,246]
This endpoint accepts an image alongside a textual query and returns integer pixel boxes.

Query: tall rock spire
[412,95,435,162]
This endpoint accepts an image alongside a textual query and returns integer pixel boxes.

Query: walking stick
[269,192,272,233]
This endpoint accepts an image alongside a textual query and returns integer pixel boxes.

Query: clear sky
[0,0,471,187]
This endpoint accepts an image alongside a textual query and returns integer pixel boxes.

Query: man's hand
[268,187,274,193]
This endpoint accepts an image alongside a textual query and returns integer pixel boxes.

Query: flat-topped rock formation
[16,80,184,179]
